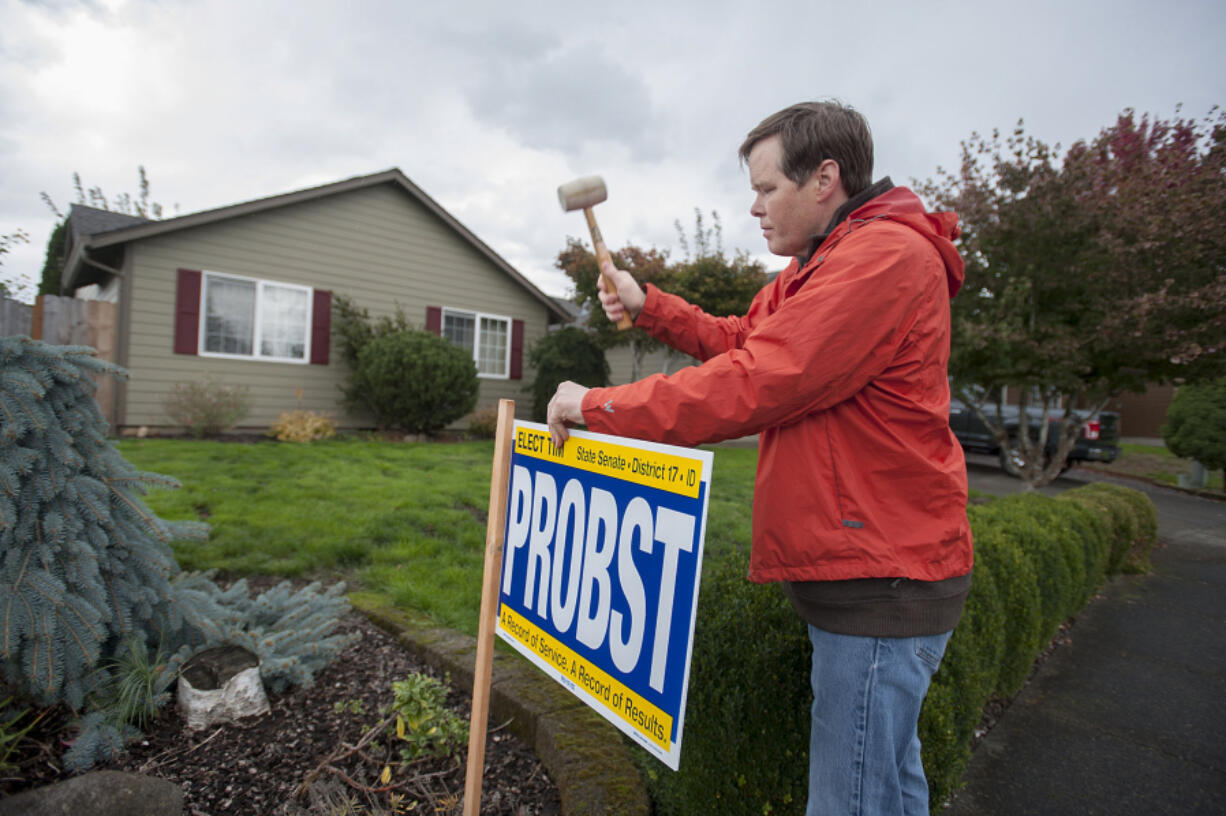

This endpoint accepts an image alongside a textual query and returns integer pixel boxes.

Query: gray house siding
[117,182,550,431]
[605,343,697,386]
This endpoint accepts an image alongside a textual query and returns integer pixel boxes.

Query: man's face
[747,135,833,257]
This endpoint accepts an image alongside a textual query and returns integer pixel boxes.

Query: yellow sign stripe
[513,426,704,498]
[499,605,673,750]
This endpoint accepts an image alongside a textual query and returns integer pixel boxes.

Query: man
[547,101,973,816]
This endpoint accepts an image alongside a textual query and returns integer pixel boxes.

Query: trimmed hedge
[637,552,810,816]
[636,482,1158,815]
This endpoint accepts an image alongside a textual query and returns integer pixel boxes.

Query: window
[201,271,312,363]
[442,308,511,377]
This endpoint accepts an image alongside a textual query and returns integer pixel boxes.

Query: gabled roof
[68,205,151,240]
[62,168,570,321]
[550,296,584,324]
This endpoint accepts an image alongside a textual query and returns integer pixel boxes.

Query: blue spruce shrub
[207,577,355,694]
[0,338,213,709]
[0,338,354,770]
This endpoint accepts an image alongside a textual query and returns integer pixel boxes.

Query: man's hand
[598,261,646,325]
[547,380,590,448]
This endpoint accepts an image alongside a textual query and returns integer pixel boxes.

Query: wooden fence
[1,294,118,428]
[0,295,31,337]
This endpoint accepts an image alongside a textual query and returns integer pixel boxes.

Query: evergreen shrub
[0,337,354,771]
[1064,482,1158,572]
[637,550,809,816]
[644,480,1156,815]
[1014,496,1089,608]
[202,575,355,694]
[1162,378,1226,483]
[351,330,478,434]
[1060,490,1128,573]
[919,552,1004,803]
[979,498,1074,642]
[965,520,1042,698]
[526,327,609,422]
[1051,498,1111,604]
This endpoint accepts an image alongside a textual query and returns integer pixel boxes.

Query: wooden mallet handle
[583,208,633,330]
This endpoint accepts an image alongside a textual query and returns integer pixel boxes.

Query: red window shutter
[425,306,442,335]
[310,289,332,365]
[510,319,524,380]
[174,268,202,355]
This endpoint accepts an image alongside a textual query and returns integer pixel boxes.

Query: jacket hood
[848,184,965,297]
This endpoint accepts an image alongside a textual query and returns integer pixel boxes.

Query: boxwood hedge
[634,483,1158,815]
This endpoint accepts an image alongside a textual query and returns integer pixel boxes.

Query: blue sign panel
[496,422,713,769]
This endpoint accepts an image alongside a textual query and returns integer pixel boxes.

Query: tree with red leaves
[920,107,1226,488]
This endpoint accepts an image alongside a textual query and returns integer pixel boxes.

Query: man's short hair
[739,101,874,197]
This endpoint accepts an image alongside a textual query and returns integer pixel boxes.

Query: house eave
[68,169,571,322]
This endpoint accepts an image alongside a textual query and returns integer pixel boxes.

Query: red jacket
[580,186,973,584]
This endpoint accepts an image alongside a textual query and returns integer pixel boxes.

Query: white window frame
[198,270,313,365]
[441,307,511,379]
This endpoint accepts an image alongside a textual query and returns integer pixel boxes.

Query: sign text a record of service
[495,422,713,770]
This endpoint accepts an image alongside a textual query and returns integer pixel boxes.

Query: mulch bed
[4,611,561,816]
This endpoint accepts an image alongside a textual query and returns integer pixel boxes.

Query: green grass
[1119,442,1173,457]
[1094,442,1224,491]
[117,437,760,637]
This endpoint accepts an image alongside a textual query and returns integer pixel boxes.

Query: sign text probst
[497,424,711,767]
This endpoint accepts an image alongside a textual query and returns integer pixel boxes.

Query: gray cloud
[442,23,665,160]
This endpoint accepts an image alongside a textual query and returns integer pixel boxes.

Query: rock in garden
[177,644,270,730]
[0,770,183,816]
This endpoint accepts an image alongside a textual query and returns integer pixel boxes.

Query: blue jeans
[806,625,952,816]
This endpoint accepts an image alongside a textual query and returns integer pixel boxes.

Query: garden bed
[5,609,560,815]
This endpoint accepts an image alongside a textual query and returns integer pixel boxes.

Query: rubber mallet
[557,175,633,330]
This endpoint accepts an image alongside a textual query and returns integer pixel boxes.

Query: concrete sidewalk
[948,462,1226,814]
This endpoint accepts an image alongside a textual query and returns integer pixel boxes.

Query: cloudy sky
[1,0,1223,301]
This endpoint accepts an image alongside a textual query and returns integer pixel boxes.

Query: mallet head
[557,175,607,212]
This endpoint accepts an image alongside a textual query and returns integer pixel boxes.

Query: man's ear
[813,159,842,199]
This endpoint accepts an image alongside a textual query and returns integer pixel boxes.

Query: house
[59,168,572,434]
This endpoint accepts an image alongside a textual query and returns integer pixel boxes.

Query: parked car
[949,398,1121,477]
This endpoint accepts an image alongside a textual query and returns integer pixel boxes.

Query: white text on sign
[501,465,695,694]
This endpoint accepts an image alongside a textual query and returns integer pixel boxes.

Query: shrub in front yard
[1060,482,1158,573]
[919,550,1004,805]
[966,523,1042,698]
[465,404,500,439]
[269,408,337,442]
[164,376,251,437]
[1162,378,1226,488]
[1,338,211,768]
[640,481,1157,814]
[526,326,609,422]
[350,330,478,435]
[0,338,353,771]
[637,550,809,816]
[977,499,1075,644]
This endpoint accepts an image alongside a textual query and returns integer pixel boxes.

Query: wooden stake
[462,399,516,816]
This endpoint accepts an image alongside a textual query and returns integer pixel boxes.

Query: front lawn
[118,437,761,637]
[1081,442,1224,492]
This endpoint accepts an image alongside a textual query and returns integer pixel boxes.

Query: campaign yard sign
[495,422,713,770]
